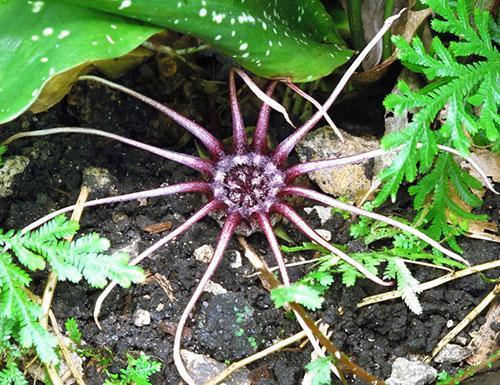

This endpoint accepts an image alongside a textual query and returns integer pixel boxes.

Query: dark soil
[0,57,498,385]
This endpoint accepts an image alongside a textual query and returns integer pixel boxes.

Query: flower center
[212,153,285,218]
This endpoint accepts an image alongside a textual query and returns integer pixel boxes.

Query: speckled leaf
[73,0,353,82]
[0,0,162,124]
[0,0,351,125]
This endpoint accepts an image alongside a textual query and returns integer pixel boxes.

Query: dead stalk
[358,260,500,308]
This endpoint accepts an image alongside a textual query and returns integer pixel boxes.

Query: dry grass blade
[205,330,307,385]
[424,283,500,363]
[41,186,90,385]
[358,259,500,308]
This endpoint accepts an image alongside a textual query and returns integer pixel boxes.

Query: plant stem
[382,0,395,60]
[347,0,365,52]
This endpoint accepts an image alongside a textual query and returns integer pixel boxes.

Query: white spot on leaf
[57,30,70,39]
[118,0,132,10]
[31,1,44,13]
[42,27,53,36]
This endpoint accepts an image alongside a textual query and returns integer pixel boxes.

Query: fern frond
[408,153,486,252]
[385,259,422,314]
[0,361,28,385]
[0,253,58,364]
[378,0,499,247]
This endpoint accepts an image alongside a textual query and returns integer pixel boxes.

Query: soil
[0,56,498,385]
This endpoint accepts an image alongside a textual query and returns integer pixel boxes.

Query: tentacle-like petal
[3,127,214,175]
[281,186,469,265]
[253,80,278,154]
[229,69,247,154]
[285,82,344,142]
[233,68,295,128]
[272,203,392,286]
[94,200,224,327]
[272,10,405,165]
[254,212,290,286]
[285,148,395,182]
[21,182,212,234]
[173,213,241,385]
[285,143,499,192]
[79,75,225,159]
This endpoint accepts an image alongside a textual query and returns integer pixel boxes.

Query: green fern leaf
[0,361,28,385]
[385,259,422,314]
[378,0,498,247]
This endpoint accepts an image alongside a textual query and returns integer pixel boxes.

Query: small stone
[296,127,379,200]
[446,319,454,328]
[231,250,242,269]
[433,344,472,364]
[82,167,116,197]
[133,309,151,327]
[181,350,251,385]
[194,244,215,263]
[386,357,437,385]
[455,336,468,346]
[315,229,332,241]
[0,156,29,198]
[203,280,227,295]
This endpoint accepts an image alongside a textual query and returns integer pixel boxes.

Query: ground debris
[385,357,437,385]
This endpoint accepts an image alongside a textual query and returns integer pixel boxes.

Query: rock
[433,344,472,364]
[82,167,116,198]
[386,357,437,385]
[181,349,251,385]
[315,229,332,241]
[295,126,379,200]
[133,309,151,327]
[194,244,215,263]
[0,156,29,198]
[230,250,242,269]
[203,280,228,295]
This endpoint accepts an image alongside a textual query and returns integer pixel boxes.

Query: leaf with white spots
[0,0,351,125]
[74,0,353,81]
[0,0,161,124]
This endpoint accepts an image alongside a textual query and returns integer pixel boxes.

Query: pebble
[0,156,29,198]
[314,229,332,241]
[433,344,472,364]
[82,167,116,197]
[180,350,251,385]
[386,357,437,385]
[133,309,151,327]
[194,244,215,263]
[203,280,227,295]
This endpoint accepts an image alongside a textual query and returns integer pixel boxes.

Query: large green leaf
[76,0,352,82]
[0,0,351,125]
[0,0,162,124]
